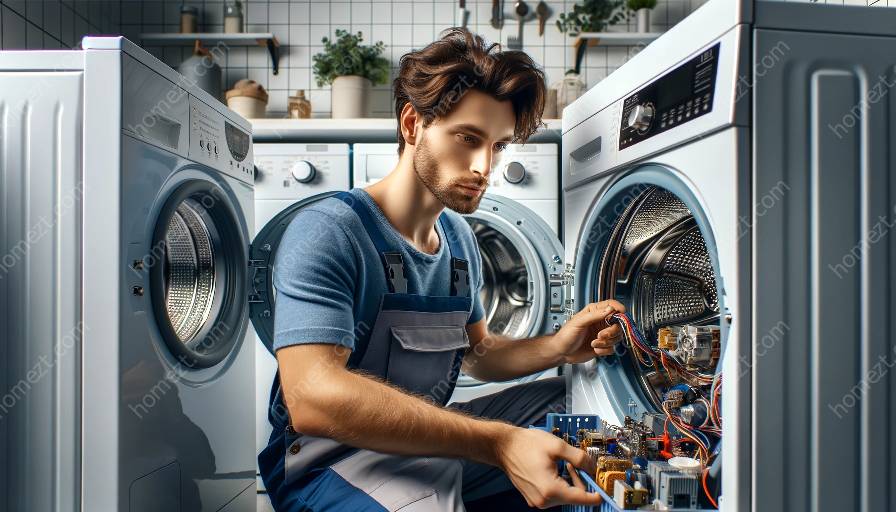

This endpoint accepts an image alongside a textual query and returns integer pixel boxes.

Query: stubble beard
[413,135,487,215]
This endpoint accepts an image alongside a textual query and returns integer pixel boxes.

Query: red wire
[702,468,719,508]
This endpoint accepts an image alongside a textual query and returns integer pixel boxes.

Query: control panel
[253,143,350,201]
[488,143,558,201]
[618,42,720,150]
[189,96,254,184]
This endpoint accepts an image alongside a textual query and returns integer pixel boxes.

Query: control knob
[290,160,316,183]
[503,161,526,184]
[626,104,654,132]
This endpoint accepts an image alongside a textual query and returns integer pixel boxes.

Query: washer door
[149,178,249,369]
[573,167,725,420]
[249,191,340,353]
[458,194,565,387]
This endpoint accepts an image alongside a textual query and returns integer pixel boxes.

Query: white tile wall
[0,0,120,50]
[0,0,892,116]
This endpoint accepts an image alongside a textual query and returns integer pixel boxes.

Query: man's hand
[496,427,603,509]
[552,300,626,364]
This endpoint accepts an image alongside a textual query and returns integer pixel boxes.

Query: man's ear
[399,103,422,147]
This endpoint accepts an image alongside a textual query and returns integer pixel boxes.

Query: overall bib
[260,191,474,511]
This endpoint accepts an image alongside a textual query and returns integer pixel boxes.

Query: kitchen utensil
[507,0,529,50]
[536,1,549,36]
[459,0,469,28]
[490,0,503,29]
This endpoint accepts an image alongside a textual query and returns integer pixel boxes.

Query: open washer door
[570,167,726,426]
[248,191,341,354]
[458,194,567,389]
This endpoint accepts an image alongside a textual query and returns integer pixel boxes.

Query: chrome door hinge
[549,263,576,321]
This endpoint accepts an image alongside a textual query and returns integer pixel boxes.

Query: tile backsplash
[124,0,715,117]
[1,0,892,117]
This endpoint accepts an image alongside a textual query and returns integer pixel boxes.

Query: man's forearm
[283,367,515,467]
[461,333,564,382]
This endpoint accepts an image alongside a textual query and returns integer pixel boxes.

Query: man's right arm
[276,343,604,509]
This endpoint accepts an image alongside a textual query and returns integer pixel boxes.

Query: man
[258,28,625,511]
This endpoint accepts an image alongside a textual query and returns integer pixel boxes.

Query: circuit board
[545,312,723,510]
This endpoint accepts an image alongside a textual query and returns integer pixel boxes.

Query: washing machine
[352,143,564,403]
[561,0,896,510]
[249,143,350,490]
[0,37,256,511]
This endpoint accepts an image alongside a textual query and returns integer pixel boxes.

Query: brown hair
[393,28,546,154]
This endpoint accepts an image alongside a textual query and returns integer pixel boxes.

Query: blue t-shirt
[271,188,485,352]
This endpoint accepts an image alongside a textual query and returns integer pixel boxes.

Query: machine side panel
[753,28,895,512]
[0,71,84,512]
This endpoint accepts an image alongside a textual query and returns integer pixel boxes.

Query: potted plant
[312,30,390,119]
[626,0,657,33]
[556,0,627,74]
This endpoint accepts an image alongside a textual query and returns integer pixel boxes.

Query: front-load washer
[352,143,564,403]
[249,143,350,491]
[561,1,896,510]
[0,37,256,511]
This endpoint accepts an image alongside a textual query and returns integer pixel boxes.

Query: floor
[257,493,275,512]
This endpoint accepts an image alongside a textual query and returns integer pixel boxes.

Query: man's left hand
[551,300,626,364]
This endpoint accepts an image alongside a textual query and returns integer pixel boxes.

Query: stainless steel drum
[597,186,720,408]
[468,218,535,340]
[163,199,218,344]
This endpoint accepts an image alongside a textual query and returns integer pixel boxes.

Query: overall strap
[437,214,470,298]
[335,191,408,294]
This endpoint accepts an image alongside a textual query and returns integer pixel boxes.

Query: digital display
[225,122,250,162]
[618,42,721,150]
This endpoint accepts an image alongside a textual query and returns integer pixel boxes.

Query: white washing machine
[352,143,564,403]
[0,37,256,511]
[561,0,896,510]
[249,143,350,491]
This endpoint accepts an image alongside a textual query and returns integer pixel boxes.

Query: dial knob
[253,165,262,182]
[503,161,526,184]
[290,160,316,183]
[626,104,655,132]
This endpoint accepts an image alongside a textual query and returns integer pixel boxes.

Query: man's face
[411,89,516,214]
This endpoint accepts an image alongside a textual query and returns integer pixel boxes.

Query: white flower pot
[331,75,372,119]
[636,8,651,33]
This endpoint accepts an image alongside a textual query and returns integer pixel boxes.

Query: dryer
[560,1,896,510]
[249,143,350,490]
[1,37,256,511]
[352,143,564,403]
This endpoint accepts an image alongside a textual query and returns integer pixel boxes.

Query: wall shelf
[574,32,662,48]
[572,32,662,73]
[139,33,281,74]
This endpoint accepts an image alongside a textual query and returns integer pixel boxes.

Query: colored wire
[702,468,719,509]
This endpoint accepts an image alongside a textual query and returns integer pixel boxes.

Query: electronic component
[613,479,650,509]
[655,470,699,510]
[679,401,708,427]
[670,325,720,367]
[598,470,627,494]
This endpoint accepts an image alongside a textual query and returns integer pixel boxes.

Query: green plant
[312,30,390,87]
[555,0,628,37]
[626,0,657,10]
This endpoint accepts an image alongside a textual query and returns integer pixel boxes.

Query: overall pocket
[386,325,470,403]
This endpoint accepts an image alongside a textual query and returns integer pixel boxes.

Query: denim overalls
[259,191,475,510]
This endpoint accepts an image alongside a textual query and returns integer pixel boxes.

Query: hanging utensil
[490,0,503,29]
[536,1,549,36]
[507,0,529,50]
[459,0,469,28]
